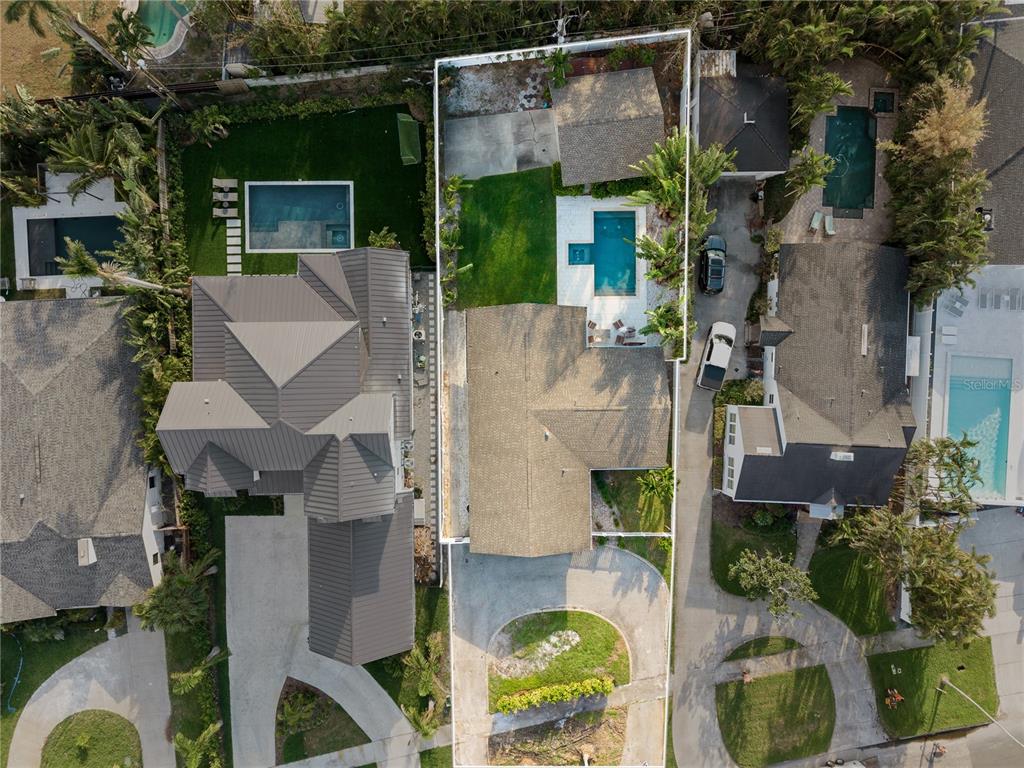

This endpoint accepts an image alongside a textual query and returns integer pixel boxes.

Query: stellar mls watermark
[958,377,1023,392]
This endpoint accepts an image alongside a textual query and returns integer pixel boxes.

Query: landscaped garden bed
[488,610,628,713]
[809,541,896,636]
[724,636,803,662]
[710,505,797,596]
[1,611,107,768]
[867,638,998,739]
[454,167,556,308]
[592,470,671,533]
[275,678,369,764]
[488,707,626,765]
[716,665,835,767]
[712,379,764,487]
[40,710,141,768]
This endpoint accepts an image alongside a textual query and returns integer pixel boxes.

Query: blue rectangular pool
[569,211,637,296]
[947,356,1012,497]
[27,215,122,276]
[246,181,352,252]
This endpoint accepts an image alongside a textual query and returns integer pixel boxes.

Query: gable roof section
[466,304,671,557]
[971,20,1024,265]
[774,242,914,449]
[225,321,357,387]
[552,67,666,185]
[699,60,789,173]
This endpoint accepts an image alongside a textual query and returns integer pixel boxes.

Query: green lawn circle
[41,709,142,768]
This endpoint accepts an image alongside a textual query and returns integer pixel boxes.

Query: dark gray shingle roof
[552,68,666,185]
[466,304,671,557]
[1,298,151,622]
[971,19,1024,265]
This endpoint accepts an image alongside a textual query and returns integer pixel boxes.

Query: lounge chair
[824,214,836,236]
[615,334,625,345]
[588,335,599,345]
[809,211,823,234]
[946,303,964,318]
[587,319,598,330]
[212,177,238,190]
[941,334,958,345]
[213,191,238,203]
[213,208,238,218]
[953,294,969,310]
[613,319,625,330]
[1009,288,1022,310]
[941,325,958,337]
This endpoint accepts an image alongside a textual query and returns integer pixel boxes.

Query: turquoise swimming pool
[245,182,352,252]
[27,215,122,275]
[136,0,190,48]
[823,106,877,213]
[947,355,1012,497]
[569,211,637,296]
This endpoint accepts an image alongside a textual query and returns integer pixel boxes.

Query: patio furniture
[214,208,239,218]
[615,334,625,345]
[809,211,823,233]
[978,291,989,309]
[213,191,238,203]
[953,294,969,309]
[588,335,599,345]
[212,177,238,190]
[945,302,964,318]
[941,334,958,345]
[226,219,242,229]
[1009,288,1022,310]
[587,319,598,330]
[941,325,958,337]
[613,319,625,330]
[824,214,836,236]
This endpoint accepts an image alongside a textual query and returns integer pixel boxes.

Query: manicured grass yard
[455,168,556,308]
[419,745,452,768]
[593,470,671,532]
[364,585,449,714]
[809,543,895,636]
[181,105,427,276]
[617,536,673,583]
[1,614,107,768]
[867,638,998,739]
[40,710,141,768]
[711,518,797,596]
[488,610,629,711]
[716,665,836,767]
[725,636,803,662]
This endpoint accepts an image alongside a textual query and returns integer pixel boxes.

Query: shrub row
[494,676,613,715]
[551,162,650,199]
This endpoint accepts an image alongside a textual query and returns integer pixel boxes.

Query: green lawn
[277,692,369,764]
[455,168,556,308]
[419,745,452,768]
[716,665,836,768]
[364,585,449,714]
[488,610,629,711]
[593,470,671,533]
[181,105,428,276]
[809,544,896,636]
[617,536,673,582]
[40,710,141,768]
[1,614,107,768]
[725,636,804,662]
[711,518,797,596]
[867,638,999,739]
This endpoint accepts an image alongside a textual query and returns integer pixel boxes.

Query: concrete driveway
[7,616,175,768]
[443,111,558,180]
[226,497,417,768]
[450,544,669,765]
[694,179,762,379]
[961,507,1024,767]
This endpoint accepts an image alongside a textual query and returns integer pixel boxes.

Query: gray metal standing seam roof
[156,248,414,665]
[1,298,152,623]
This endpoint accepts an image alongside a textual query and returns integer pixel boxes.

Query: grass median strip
[724,636,803,662]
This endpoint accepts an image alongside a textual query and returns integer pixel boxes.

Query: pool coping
[243,180,355,254]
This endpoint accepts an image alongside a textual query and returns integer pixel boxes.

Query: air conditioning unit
[413,329,426,341]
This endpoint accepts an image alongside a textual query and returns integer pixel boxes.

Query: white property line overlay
[436,26,691,768]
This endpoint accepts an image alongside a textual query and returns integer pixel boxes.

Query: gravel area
[444,60,549,117]
[490,629,581,679]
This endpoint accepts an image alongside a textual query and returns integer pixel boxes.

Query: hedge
[551,162,584,196]
[494,676,613,714]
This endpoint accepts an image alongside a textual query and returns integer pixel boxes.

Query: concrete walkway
[794,513,823,571]
[443,111,558,180]
[7,616,175,768]
[450,544,670,765]
[226,498,416,768]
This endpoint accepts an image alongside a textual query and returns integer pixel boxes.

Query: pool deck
[778,58,895,246]
[555,195,652,345]
[928,265,1024,505]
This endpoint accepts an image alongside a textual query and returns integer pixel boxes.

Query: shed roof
[552,68,665,185]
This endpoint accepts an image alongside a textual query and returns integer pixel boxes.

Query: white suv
[696,321,736,391]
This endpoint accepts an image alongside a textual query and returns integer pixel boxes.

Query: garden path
[6,614,175,768]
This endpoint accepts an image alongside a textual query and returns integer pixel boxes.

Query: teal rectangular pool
[569,211,637,296]
[27,215,123,276]
[245,181,352,253]
[947,356,1012,497]
[136,0,189,48]
[823,106,877,211]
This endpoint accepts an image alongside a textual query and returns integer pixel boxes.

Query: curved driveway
[450,544,670,765]
[7,621,175,768]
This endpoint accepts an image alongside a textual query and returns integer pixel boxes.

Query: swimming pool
[135,0,190,48]
[245,181,353,253]
[568,211,637,296]
[946,355,1012,497]
[27,215,122,276]
[823,106,877,213]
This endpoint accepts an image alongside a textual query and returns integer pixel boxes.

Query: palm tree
[106,7,153,64]
[3,0,59,37]
[641,302,686,346]
[546,48,571,88]
[170,648,231,696]
[133,548,220,632]
[785,147,836,198]
[58,239,186,296]
[186,107,231,147]
[636,227,682,288]
[46,123,120,198]
[173,721,223,768]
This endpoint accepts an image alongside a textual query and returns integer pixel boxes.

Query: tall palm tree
[106,7,153,65]
[133,548,220,633]
[171,648,231,695]
[173,721,223,768]
[3,0,59,37]
[46,123,118,198]
[58,239,185,295]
